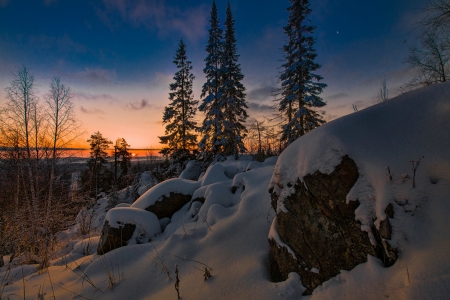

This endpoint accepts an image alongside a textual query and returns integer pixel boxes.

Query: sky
[0,0,426,148]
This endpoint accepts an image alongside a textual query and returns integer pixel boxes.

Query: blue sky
[0,0,426,148]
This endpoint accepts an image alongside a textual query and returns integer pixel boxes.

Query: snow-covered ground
[1,82,449,299]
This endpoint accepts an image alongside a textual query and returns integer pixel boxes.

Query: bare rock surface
[144,192,192,219]
[97,221,136,255]
[269,155,397,295]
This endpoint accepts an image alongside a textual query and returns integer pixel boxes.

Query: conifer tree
[159,39,198,160]
[114,138,131,176]
[221,2,248,159]
[278,0,327,147]
[85,131,112,196]
[198,0,225,159]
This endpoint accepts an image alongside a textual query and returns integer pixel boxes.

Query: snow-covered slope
[1,83,449,299]
[270,82,450,298]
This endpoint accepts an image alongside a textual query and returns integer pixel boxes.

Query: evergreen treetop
[198,0,226,158]
[220,2,248,158]
[278,0,327,147]
[159,39,198,160]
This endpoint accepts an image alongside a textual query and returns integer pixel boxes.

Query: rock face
[269,155,397,295]
[144,193,192,219]
[97,221,136,255]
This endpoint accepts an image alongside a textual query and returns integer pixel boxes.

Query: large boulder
[269,155,397,295]
[97,221,136,255]
[97,207,161,255]
[144,193,192,219]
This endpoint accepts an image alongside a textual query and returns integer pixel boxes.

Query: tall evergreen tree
[198,0,225,159]
[159,39,198,160]
[278,0,327,147]
[221,2,248,159]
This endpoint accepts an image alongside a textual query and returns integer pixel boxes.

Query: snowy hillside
[1,83,450,299]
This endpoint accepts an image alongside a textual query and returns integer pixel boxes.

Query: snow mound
[271,82,450,221]
[270,82,450,298]
[105,207,161,241]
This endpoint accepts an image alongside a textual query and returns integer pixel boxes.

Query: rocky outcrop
[373,203,397,267]
[269,155,397,295]
[97,221,136,255]
[144,193,192,219]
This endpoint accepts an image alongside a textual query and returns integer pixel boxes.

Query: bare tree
[379,78,389,102]
[404,29,450,89]
[1,67,40,221]
[0,69,83,266]
[45,77,80,220]
[403,1,450,90]
[421,0,450,31]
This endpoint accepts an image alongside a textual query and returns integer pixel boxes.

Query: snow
[179,160,203,180]
[131,178,200,209]
[1,83,449,299]
[137,171,158,196]
[270,82,450,226]
[105,207,161,242]
[268,216,298,260]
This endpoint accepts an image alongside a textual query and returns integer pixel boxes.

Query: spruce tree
[221,2,248,159]
[114,138,131,176]
[85,131,112,196]
[198,0,225,159]
[278,0,327,147]
[159,39,198,160]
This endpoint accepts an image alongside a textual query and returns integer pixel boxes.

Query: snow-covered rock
[269,82,450,296]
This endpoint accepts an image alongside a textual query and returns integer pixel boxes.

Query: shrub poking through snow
[175,264,180,299]
[385,166,393,181]
[203,267,211,281]
[410,156,424,188]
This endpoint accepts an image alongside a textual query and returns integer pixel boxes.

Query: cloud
[248,86,276,101]
[0,0,9,7]
[73,92,118,102]
[126,99,153,110]
[98,0,208,41]
[70,67,116,85]
[247,101,273,113]
[79,106,105,115]
[327,93,349,100]
[150,72,173,88]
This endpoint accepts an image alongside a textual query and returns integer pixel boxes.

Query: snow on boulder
[269,155,383,295]
[269,82,450,295]
[131,178,199,219]
[137,171,158,196]
[198,163,231,186]
[179,160,204,180]
[73,236,100,256]
[97,207,160,255]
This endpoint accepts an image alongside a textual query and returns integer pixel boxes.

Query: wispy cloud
[126,99,153,110]
[327,93,349,100]
[69,67,116,85]
[98,0,208,41]
[248,86,276,101]
[73,92,118,102]
[247,101,273,113]
[80,106,105,115]
[0,0,9,7]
